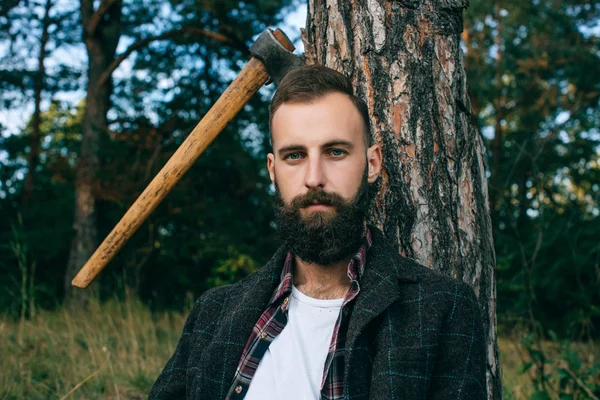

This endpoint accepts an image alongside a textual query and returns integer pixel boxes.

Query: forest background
[0,0,599,398]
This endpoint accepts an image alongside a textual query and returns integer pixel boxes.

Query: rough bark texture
[303,1,501,398]
[65,0,122,303]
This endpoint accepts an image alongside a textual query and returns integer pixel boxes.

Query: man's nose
[304,157,325,189]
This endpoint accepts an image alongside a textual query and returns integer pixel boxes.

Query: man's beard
[274,167,370,266]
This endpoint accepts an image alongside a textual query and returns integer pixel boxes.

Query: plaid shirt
[225,229,373,399]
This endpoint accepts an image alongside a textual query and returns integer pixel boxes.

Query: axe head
[250,29,305,86]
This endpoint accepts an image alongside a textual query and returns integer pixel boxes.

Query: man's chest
[244,291,343,399]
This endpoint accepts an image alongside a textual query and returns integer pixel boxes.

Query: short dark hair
[269,65,372,147]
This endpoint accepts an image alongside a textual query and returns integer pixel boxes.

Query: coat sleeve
[427,281,488,399]
[148,290,216,399]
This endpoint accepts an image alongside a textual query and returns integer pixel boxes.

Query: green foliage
[465,1,600,395]
[465,0,600,336]
[495,208,600,335]
[515,332,600,399]
[0,101,81,313]
[205,247,260,288]
[0,0,296,312]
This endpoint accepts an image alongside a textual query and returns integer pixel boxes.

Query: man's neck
[293,256,351,300]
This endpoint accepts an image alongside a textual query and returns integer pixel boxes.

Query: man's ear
[267,153,276,183]
[366,143,382,183]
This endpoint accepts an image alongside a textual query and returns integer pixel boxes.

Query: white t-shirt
[245,286,344,399]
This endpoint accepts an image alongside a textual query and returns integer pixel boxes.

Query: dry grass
[1,300,596,399]
[500,336,536,399]
[0,298,186,399]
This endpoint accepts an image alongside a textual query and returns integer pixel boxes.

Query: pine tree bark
[304,1,501,398]
[65,0,122,304]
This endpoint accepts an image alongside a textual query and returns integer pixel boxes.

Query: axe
[72,28,305,288]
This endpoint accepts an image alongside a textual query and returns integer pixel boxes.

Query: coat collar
[345,225,420,349]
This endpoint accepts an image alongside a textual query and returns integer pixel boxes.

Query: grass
[500,336,541,399]
[1,299,597,399]
[0,298,186,399]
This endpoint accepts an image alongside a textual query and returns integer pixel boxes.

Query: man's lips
[304,201,332,210]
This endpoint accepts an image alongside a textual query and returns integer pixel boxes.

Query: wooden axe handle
[72,29,295,288]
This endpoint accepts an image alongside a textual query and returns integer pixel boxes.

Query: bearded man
[150,65,486,400]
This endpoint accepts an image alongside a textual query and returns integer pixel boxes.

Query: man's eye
[329,149,346,157]
[285,152,302,160]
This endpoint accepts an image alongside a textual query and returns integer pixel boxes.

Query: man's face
[267,92,382,264]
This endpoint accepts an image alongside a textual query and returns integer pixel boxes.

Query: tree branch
[560,362,599,400]
[80,0,94,29]
[96,27,248,88]
[85,0,118,36]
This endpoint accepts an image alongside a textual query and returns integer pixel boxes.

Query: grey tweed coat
[149,227,487,399]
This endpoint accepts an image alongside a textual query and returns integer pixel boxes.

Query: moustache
[289,190,347,210]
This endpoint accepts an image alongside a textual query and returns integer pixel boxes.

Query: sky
[281,2,307,52]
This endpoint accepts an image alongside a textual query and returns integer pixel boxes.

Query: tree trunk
[304,1,501,398]
[489,3,504,214]
[64,0,122,304]
[23,0,52,204]
[63,1,247,303]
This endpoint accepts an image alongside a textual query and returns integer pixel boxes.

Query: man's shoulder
[400,255,474,293]
[368,228,478,304]
[397,258,481,327]
[191,270,256,307]
[195,282,237,304]
[187,284,236,321]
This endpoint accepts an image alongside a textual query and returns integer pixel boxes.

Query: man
[150,65,486,399]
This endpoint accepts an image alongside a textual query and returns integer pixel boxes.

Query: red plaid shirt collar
[226,228,373,399]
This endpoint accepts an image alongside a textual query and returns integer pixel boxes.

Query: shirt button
[235,385,243,394]
[260,331,267,339]
[281,296,289,311]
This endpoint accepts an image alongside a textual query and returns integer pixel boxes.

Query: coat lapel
[346,227,420,352]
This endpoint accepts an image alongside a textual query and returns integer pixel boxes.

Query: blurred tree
[65,0,295,304]
[464,0,600,336]
[0,0,80,134]
[1,0,296,310]
[0,0,81,311]
[303,0,500,397]
[0,101,82,315]
[64,0,125,305]
[22,0,53,204]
